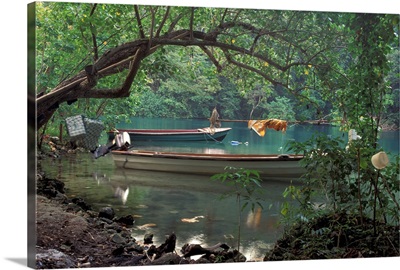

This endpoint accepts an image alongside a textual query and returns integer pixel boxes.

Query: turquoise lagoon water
[41,117,399,261]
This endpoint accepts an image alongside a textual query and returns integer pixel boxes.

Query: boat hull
[107,128,231,142]
[111,150,305,181]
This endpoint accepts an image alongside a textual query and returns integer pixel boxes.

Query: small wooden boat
[111,150,305,181]
[107,127,231,142]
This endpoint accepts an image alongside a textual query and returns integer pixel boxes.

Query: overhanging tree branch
[37,27,337,123]
[155,7,170,37]
[148,7,156,51]
[134,5,146,39]
[118,46,145,96]
[168,13,184,32]
[199,45,223,72]
[190,7,195,40]
[36,6,352,130]
[89,4,98,61]
[224,52,282,86]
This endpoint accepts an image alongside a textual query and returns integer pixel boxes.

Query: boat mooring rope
[203,131,222,143]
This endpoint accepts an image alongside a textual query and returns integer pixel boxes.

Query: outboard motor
[93,131,131,159]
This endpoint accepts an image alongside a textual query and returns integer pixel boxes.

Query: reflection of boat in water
[92,171,130,204]
[111,167,303,195]
[111,168,235,193]
[114,186,129,205]
[92,172,110,184]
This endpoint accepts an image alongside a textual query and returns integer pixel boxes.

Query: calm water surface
[114,117,399,155]
[40,117,399,261]
[40,153,288,261]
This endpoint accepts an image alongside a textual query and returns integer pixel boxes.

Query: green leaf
[360,159,368,169]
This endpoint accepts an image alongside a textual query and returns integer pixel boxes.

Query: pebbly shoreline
[35,170,248,268]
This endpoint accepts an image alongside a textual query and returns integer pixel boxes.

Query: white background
[1,0,399,269]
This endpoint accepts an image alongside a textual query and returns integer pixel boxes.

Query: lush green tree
[266,96,296,122]
[341,14,397,143]
[214,76,243,120]
[284,13,400,235]
[34,3,361,129]
[134,47,221,118]
[383,47,400,129]
[243,84,271,119]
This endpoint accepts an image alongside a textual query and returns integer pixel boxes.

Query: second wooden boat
[107,127,232,142]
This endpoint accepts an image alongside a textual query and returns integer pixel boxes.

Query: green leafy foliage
[276,13,399,238]
[266,97,296,122]
[35,3,399,133]
[34,2,400,258]
[211,167,264,251]
[285,133,399,234]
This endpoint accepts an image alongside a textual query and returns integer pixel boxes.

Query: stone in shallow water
[144,233,154,244]
[98,207,115,220]
[115,214,135,226]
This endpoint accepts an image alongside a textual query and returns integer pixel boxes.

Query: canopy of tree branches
[30,2,399,131]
